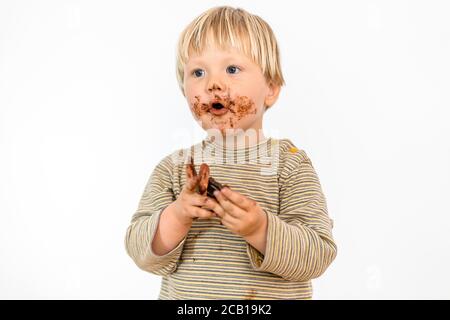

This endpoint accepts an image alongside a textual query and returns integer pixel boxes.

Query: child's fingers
[185,157,199,192]
[187,193,208,207]
[185,159,196,179]
[198,163,210,195]
[213,190,245,218]
[220,213,239,229]
[221,187,256,210]
[204,197,226,218]
[184,173,199,193]
[189,206,215,219]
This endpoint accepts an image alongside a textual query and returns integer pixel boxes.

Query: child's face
[183,44,280,137]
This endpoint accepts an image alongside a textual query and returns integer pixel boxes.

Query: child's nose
[207,81,226,93]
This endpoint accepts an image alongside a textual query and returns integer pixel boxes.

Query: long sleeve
[246,148,337,282]
[124,155,186,276]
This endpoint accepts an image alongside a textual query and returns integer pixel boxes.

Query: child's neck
[208,130,268,150]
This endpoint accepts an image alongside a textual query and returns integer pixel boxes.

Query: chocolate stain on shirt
[244,289,257,300]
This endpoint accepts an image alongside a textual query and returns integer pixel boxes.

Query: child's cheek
[191,95,210,119]
[229,95,257,120]
[226,95,257,128]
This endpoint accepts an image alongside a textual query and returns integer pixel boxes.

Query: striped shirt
[125,137,337,299]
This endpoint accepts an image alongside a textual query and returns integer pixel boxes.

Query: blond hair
[175,6,285,95]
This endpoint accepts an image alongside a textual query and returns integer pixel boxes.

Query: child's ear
[264,81,281,110]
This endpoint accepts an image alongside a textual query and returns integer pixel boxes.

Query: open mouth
[212,102,224,110]
[209,102,228,116]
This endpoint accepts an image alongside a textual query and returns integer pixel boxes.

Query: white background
[1,0,449,299]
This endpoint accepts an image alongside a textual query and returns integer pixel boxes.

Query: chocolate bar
[207,176,228,199]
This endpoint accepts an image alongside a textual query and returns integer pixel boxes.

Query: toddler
[125,6,337,299]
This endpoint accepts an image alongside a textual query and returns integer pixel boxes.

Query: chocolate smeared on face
[225,95,257,121]
[191,94,257,128]
[192,95,210,119]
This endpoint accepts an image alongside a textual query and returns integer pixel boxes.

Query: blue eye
[192,69,205,78]
[226,65,240,74]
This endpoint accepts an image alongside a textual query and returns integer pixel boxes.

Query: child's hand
[171,160,216,226]
[205,187,267,237]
